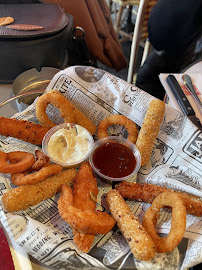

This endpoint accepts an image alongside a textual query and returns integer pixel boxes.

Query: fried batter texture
[11,164,63,185]
[35,90,75,127]
[2,169,77,212]
[8,150,62,185]
[106,189,156,261]
[58,185,115,235]
[70,99,97,135]
[31,150,50,171]
[0,150,35,174]
[72,162,98,252]
[142,191,186,253]
[0,117,51,145]
[97,114,138,144]
[35,90,96,135]
[136,99,165,166]
[116,181,202,217]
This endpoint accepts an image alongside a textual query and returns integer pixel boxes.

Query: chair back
[127,0,158,83]
[111,0,140,6]
[140,0,158,40]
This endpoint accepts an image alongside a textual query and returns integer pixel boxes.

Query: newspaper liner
[0,66,201,270]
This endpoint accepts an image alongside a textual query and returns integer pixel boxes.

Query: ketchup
[92,141,136,178]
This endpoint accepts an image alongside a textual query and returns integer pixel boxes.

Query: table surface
[0,60,201,269]
[162,60,202,120]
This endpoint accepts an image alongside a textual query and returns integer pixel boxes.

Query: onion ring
[11,164,63,185]
[35,90,75,127]
[58,185,115,235]
[0,151,35,174]
[97,114,138,144]
[142,191,186,253]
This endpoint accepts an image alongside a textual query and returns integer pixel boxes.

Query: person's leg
[136,38,198,100]
[136,51,172,100]
[121,5,134,33]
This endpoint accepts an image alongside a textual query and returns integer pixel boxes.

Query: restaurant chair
[127,0,158,83]
[108,0,140,43]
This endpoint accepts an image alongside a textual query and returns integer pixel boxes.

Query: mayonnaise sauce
[47,124,92,164]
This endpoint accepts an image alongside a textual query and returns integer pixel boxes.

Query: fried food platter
[0,66,202,270]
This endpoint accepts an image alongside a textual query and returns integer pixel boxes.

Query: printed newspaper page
[0,66,202,270]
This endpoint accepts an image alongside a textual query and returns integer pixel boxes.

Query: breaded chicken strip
[0,117,51,145]
[58,185,115,235]
[72,162,98,252]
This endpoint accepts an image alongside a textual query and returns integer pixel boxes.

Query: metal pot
[12,67,60,112]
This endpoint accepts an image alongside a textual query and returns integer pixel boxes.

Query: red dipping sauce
[92,141,136,178]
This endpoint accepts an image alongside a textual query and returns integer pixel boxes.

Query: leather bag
[0,3,73,83]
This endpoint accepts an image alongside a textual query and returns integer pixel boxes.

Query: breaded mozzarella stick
[106,189,156,261]
[116,181,202,217]
[136,99,165,166]
[0,116,51,145]
[2,169,77,212]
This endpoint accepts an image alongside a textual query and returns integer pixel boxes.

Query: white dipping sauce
[48,124,92,164]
